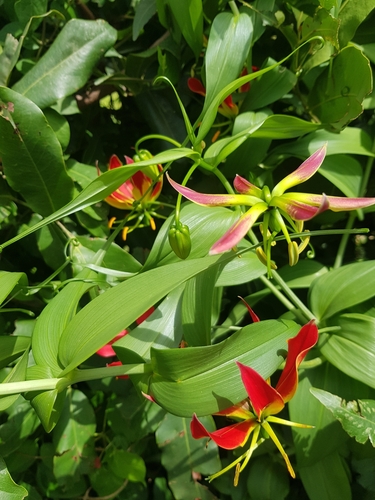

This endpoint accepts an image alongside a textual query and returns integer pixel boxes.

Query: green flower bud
[133,149,160,181]
[168,223,191,260]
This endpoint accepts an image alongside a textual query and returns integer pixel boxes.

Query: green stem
[271,271,315,322]
[0,378,62,396]
[229,0,240,17]
[135,134,181,152]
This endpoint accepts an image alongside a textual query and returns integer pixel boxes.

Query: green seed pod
[168,223,192,260]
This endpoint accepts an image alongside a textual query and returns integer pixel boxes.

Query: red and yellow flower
[191,321,319,484]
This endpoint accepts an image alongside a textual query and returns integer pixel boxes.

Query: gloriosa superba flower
[168,145,375,273]
[191,320,319,485]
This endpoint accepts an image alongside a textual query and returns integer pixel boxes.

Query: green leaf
[246,457,290,500]
[241,60,297,111]
[320,314,375,388]
[53,389,96,480]
[0,456,28,499]
[0,34,19,86]
[308,46,372,132]
[289,364,352,500]
[12,19,117,108]
[203,11,252,113]
[0,400,40,457]
[301,8,339,48]
[166,0,203,57]
[29,387,67,433]
[311,387,375,446]
[0,88,74,216]
[149,320,299,416]
[309,261,375,321]
[133,0,157,41]
[269,127,375,160]
[215,245,265,287]
[1,148,197,250]
[32,267,98,375]
[107,449,146,483]
[58,254,227,373]
[0,271,26,306]
[0,348,29,411]
[0,336,30,370]
[43,108,70,152]
[338,0,375,48]
[156,413,220,499]
[318,154,362,197]
[14,0,48,26]
[182,265,219,346]
[115,285,184,364]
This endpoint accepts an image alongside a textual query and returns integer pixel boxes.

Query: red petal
[237,362,284,419]
[275,321,318,403]
[190,413,256,449]
[136,306,155,324]
[238,296,260,322]
[187,78,206,97]
[109,154,123,169]
[96,330,128,357]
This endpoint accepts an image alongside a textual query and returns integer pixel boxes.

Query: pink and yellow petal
[236,362,285,419]
[167,174,258,207]
[190,413,257,450]
[272,145,327,197]
[209,203,268,254]
[234,175,263,199]
[290,193,375,212]
[275,321,318,403]
[271,194,329,220]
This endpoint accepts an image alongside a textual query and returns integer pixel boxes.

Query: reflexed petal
[237,362,284,419]
[275,321,318,403]
[215,399,255,420]
[109,154,123,169]
[187,77,207,97]
[238,296,260,323]
[167,174,257,207]
[272,145,327,197]
[209,203,268,254]
[190,413,257,449]
[289,193,375,212]
[234,175,263,198]
[96,330,128,357]
[271,194,329,220]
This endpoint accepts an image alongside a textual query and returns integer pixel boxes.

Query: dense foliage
[0,0,375,498]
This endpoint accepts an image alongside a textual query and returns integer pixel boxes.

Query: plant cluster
[0,0,375,499]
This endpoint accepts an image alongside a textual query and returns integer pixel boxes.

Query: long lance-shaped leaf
[58,254,226,374]
[0,148,198,250]
[195,36,324,144]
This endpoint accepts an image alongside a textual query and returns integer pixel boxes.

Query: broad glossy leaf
[13,19,117,108]
[0,88,73,216]
[133,0,157,41]
[149,320,299,416]
[338,0,375,47]
[320,314,375,388]
[0,400,40,457]
[58,254,227,373]
[32,267,99,375]
[143,203,239,269]
[311,388,375,446]
[0,34,19,86]
[277,260,328,289]
[242,61,297,111]
[215,245,265,287]
[43,108,70,152]
[301,8,339,48]
[0,457,28,499]
[203,11,252,113]
[30,388,67,433]
[309,261,375,321]
[308,46,372,132]
[156,413,220,499]
[1,147,197,250]
[115,285,184,363]
[252,115,320,139]
[166,0,203,57]
[318,154,362,197]
[269,127,375,160]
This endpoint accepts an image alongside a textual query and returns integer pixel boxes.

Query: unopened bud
[288,241,299,266]
[133,149,160,181]
[168,223,191,259]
